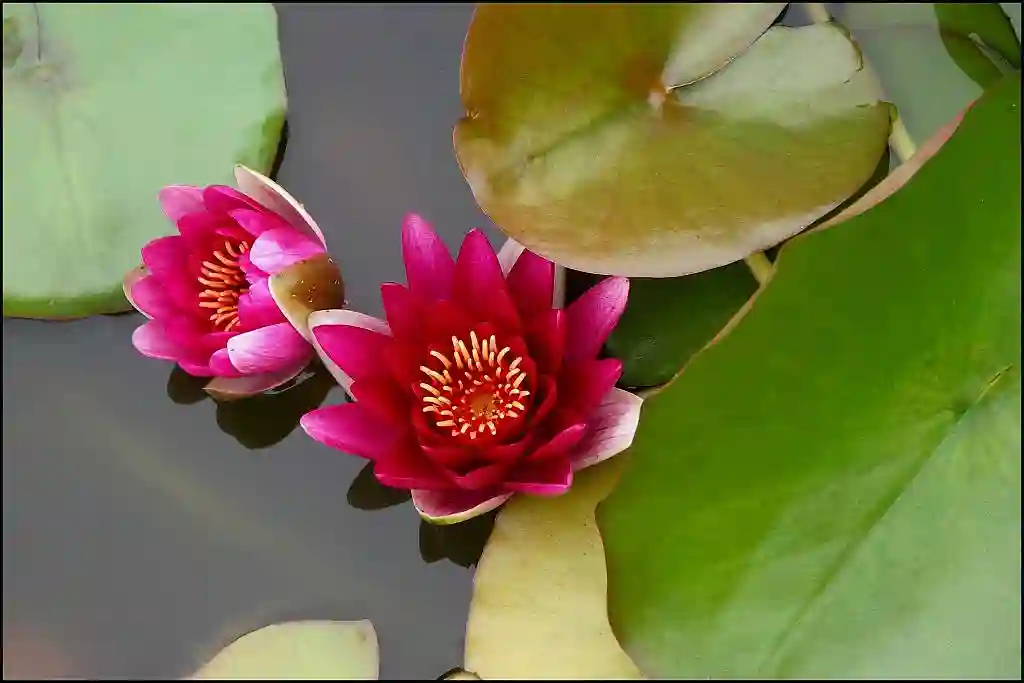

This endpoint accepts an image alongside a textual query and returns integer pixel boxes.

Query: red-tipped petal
[504,458,573,496]
[453,229,520,332]
[248,228,326,276]
[402,213,454,301]
[563,276,629,361]
[506,249,554,321]
[300,403,402,459]
[226,322,313,374]
[571,388,642,471]
[412,488,513,525]
[158,185,205,223]
[381,283,425,341]
[313,320,392,391]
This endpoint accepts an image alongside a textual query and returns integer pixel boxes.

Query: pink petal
[496,238,526,276]
[571,388,643,470]
[506,248,554,321]
[248,228,326,276]
[226,322,313,374]
[178,360,215,377]
[176,212,224,249]
[504,458,573,496]
[411,488,513,525]
[238,279,287,329]
[229,208,292,238]
[525,309,565,376]
[526,423,587,461]
[308,310,392,396]
[202,185,264,214]
[132,321,181,361]
[300,403,402,459]
[234,165,327,246]
[452,462,513,491]
[141,235,189,280]
[421,444,480,473]
[558,358,623,423]
[381,283,425,341]
[127,273,182,320]
[158,185,205,222]
[374,438,451,490]
[123,266,151,318]
[453,229,520,332]
[209,348,245,377]
[204,360,309,401]
[312,320,391,389]
[350,376,411,424]
[402,213,454,301]
[238,251,267,280]
[563,276,629,361]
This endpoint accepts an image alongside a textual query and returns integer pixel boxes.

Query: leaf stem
[803,2,918,163]
[744,252,774,286]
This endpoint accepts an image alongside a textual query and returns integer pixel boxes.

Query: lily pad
[464,457,642,680]
[2,3,285,319]
[842,2,1020,145]
[455,5,891,277]
[190,619,379,680]
[598,73,1021,679]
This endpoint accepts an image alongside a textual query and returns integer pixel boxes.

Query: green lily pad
[842,2,1020,145]
[598,73,1021,679]
[2,3,285,319]
[190,620,379,680]
[455,5,891,277]
[464,457,642,680]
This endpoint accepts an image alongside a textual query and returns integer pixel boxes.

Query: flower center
[197,239,250,332]
[419,330,531,441]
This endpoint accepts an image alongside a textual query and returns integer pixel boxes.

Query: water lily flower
[124,165,345,400]
[299,214,643,524]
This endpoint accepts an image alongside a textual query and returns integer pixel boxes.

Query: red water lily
[300,214,642,524]
[124,165,344,400]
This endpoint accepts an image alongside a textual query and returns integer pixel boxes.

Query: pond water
[2,3,830,678]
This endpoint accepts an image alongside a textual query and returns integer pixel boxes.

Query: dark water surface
[3,4,493,678]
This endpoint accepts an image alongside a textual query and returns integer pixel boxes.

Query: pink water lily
[124,165,344,400]
[300,214,643,524]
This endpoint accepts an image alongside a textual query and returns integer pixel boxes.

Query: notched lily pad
[456,5,891,277]
[2,3,286,319]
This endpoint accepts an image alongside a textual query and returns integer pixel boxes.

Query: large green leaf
[190,620,379,680]
[842,2,1020,145]
[2,3,285,319]
[463,458,641,680]
[598,73,1021,678]
[455,5,891,277]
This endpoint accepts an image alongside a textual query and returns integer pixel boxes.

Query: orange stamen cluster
[197,239,250,331]
[419,331,531,441]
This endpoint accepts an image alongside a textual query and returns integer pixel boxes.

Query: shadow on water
[165,364,337,450]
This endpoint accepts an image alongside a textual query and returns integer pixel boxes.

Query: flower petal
[128,273,183,320]
[249,228,326,276]
[453,229,520,332]
[229,208,293,238]
[238,279,287,329]
[402,213,455,301]
[412,488,513,525]
[225,322,312,374]
[504,458,573,496]
[178,360,215,377]
[202,185,264,214]
[527,424,587,462]
[563,276,629,361]
[308,310,392,396]
[209,348,244,377]
[571,388,643,471]
[374,437,451,490]
[141,235,189,280]
[557,358,623,424]
[123,266,151,318]
[234,164,328,246]
[158,185,206,222]
[349,376,411,424]
[203,361,309,401]
[300,403,402,459]
[132,321,181,361]
[496,238,526,276]
[525,309,565,376]
[506,249,554,321]
[381,283,425,342]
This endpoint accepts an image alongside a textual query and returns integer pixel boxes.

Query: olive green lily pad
[464,457,642,680]
[842,2,1020,145]
[598,73,1021,679]
[455,5,891,277]
[2,3,286,319]
[190,620,379,680]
